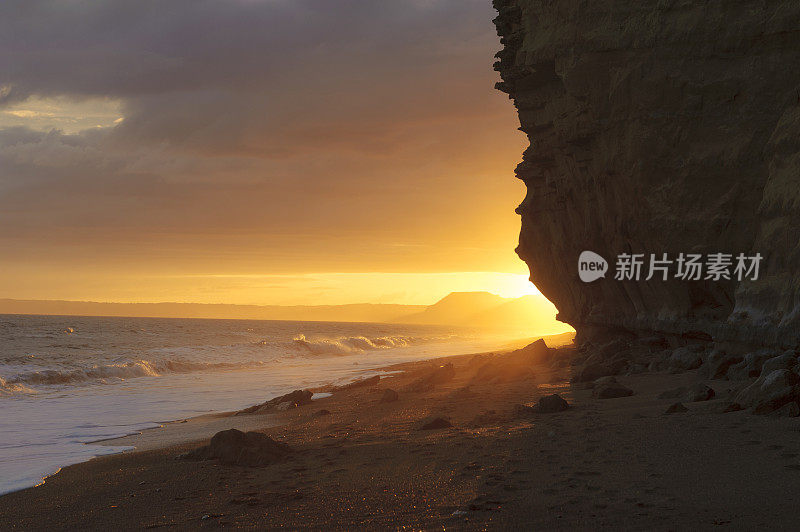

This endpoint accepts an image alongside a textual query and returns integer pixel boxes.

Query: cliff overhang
[493,0,800,350]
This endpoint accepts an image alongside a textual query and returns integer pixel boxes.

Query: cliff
[493,0,800,349]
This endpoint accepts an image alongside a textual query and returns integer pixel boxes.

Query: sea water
[0,314,526,495]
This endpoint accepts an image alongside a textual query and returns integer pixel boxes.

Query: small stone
[531,393,570,413]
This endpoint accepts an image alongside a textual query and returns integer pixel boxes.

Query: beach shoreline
[1,315,560,499]
[5,336,800,529]
[84,332,573,456]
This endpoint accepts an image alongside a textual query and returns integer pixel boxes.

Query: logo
[576,251,763,282]
[578,251,608,282]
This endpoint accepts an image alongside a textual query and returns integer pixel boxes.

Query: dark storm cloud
[2,0,486,97]
[0,0,524,276]
[1,0,496,151]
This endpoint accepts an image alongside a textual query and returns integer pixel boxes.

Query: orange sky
[0,1,532,306]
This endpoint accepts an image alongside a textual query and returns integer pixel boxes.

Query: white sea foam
[0,358,266,389]
[290,333,428,355]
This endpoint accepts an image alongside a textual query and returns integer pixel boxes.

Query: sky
[0,0,532,306]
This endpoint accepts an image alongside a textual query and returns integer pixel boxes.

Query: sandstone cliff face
[493,0,800,349]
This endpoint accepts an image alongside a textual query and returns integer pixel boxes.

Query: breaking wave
[290,334,422,356]
[1,330,461,395]
[0,377,37,396]
[0,358,265,392]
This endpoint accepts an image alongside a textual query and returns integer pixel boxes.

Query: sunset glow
[0,0,542,312]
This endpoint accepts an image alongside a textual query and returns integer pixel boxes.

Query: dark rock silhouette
[506,338,552,365]
[515,393,570,415]
[183,429,291,466]
[494,0,800,348]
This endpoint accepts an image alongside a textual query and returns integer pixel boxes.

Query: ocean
[0,314,526,495]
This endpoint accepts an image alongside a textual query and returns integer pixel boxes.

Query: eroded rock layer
[493,0,800,348]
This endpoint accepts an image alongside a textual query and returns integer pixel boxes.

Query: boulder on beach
[534,393,570,412]
[183,429,291,467]
[506,338,552,365]
[516,393,570,416]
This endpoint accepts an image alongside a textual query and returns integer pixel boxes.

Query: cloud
[0,0,529,302]
[1,0,497,144]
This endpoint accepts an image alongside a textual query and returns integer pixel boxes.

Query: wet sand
[3,344,800,530]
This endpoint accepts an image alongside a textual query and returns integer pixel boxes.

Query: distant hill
[391,291,572,335]
[394,291,508,325]
[0,292,573,335]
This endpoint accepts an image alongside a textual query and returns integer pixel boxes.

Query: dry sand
[2,344,800,530]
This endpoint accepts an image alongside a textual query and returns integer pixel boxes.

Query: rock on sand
[183,429,291,467]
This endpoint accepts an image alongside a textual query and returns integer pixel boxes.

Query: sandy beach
[2,338,800,530]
